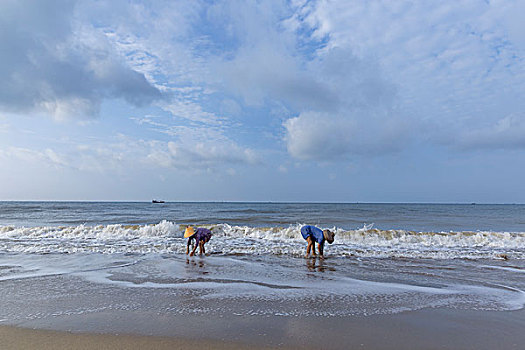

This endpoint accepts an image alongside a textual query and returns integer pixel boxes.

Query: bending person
[184,226,212,256]
[300,225,335,258]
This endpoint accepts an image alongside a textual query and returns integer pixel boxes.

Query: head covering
[184,226,195,238]
[323,229,335,244]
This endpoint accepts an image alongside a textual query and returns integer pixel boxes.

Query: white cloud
[157,138,258,169]
[0,147,66,168]
[3,0,525,173]
[279,46,404,160]
[1,132,258,175]
[218,44,338,111]
[159,98,224,125]
[204,2,406,160]
[145,136,259,171]
[280,0,525,156]
[458,114,525,150]
[40,97,99,122]
[43,149,68,167]
[0,0,161,120]
[284,110,407,160]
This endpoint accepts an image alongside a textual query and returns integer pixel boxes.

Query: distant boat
[152,200,165,203]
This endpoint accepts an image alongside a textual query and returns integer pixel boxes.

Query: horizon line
[0,200,523,205]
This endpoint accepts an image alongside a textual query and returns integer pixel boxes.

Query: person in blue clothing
[184,226,212,256]
[301,225,335,258]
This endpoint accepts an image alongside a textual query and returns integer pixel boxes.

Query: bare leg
[186,238,192,255]
[190,243,198,256]
[305,237,313,258]
[311,240,317,256]
[199,241,204,255]
[319,242,324,258]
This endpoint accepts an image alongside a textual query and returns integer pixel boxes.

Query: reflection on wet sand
[306,257,336,272]
[185,258,207,274]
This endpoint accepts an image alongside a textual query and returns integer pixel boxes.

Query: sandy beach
[0,325,275,350]
[1,308,524,350]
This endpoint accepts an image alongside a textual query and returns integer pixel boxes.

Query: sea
[0,202,524,335]
[1,201,524,259]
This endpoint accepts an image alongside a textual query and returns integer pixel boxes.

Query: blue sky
[1,0,524,202]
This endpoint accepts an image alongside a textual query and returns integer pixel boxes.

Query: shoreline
[2,308,524,349]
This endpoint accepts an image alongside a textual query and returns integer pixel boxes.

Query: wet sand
[0,325,276,350]
[2,308,524,350]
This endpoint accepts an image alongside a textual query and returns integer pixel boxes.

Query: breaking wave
[1,221,524,259]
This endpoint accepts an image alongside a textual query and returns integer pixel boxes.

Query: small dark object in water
[152,200,165,203]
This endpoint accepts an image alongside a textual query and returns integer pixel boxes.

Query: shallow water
[0,252,524,326]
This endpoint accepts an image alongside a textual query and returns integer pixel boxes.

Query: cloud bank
[0,0,161,120]
[2,0,524,179]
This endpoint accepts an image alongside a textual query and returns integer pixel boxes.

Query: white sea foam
[0,222,524,259]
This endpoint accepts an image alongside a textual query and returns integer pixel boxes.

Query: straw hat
[323,229,335,244]
[184,226,195,238]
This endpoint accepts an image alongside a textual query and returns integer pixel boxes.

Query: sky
[0,0,524,202]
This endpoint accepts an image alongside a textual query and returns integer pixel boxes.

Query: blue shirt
[300,225,324,244]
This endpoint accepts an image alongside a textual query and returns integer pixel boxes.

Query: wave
[1,221,524,259]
